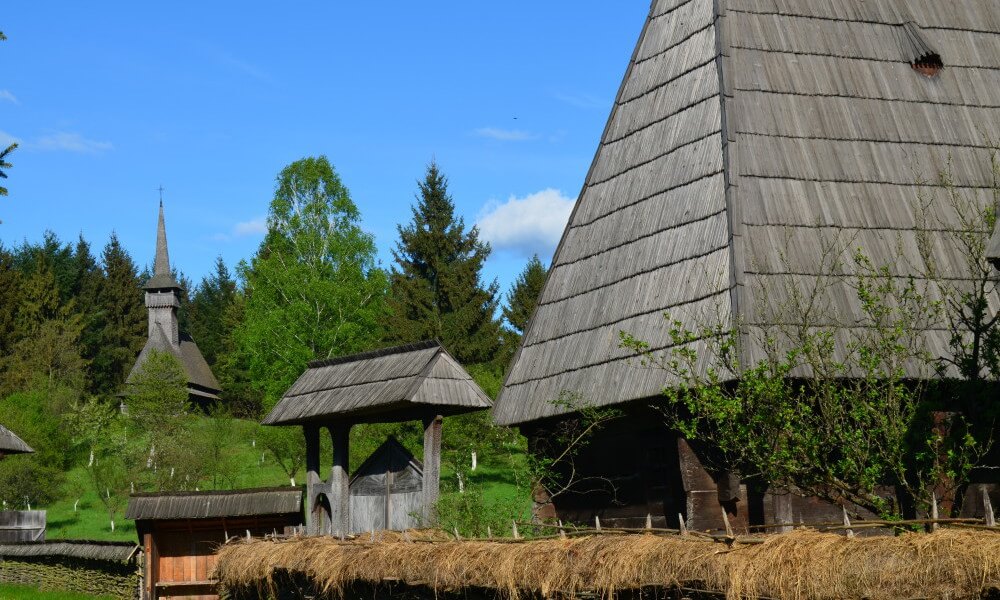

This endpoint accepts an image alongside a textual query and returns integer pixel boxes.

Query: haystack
[213,529,1000,600]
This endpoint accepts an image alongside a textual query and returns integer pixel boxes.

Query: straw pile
[213,529,1000,600]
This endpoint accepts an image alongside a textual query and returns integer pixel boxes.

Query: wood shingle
[494,0,1000,426]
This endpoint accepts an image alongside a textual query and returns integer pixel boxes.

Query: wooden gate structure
[350,437,423,533]
[126,487,303,600]
[263,341,492,536]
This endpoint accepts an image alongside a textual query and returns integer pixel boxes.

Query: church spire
[143,199,181,290]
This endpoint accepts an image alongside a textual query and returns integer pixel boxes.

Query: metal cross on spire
[158,185,165,207]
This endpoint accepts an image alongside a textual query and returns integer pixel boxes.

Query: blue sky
[0,2,645,293]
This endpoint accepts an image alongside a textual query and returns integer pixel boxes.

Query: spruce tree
[70,235,105,389]
[188,256,237,366]
[91,234,146,395]
[0,247,23,358]
[503,254,547,334]
[389,162,502,364]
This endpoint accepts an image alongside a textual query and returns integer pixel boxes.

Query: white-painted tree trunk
[471,452,477,471]
[290,477,296,487]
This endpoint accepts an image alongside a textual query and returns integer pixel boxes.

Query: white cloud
[212,217,267,242]
[33,132,113,154]
[474,127,538,142]
[552,91,606,109]
[477,189,575,258]
[0,90,18,104]
[233,217,267,236]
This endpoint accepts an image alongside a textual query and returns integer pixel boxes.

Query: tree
[503,255,547,334]
[188,256,237,366]
[235,156,388,405]
[389,162,502,364]
[235,156,388,477]
[0,247,23,358]
[620,241,992,519]
[91,234,146,394]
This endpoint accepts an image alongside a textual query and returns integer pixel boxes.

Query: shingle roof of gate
[493,0,1000,426]
[263,341,492,425]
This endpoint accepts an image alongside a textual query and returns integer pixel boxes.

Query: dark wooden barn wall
[527,412,1000,532]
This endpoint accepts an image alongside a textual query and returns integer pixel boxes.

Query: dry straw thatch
[213,529,1000,600]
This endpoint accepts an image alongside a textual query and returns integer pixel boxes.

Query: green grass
[0,584,114,600]
[41,418,529,542]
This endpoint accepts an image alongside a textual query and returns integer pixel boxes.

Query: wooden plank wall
[0,511,45,542]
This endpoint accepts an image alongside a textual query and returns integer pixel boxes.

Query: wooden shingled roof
[263,341,493,426]
[0,541,139,562]
[493,0,1000,425]
[125,487,302,521]
[0,423,33,455]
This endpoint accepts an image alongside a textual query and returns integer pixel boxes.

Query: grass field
[42,417,529,542]
[0,584,113,600]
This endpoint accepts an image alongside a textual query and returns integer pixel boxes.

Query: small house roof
[0,424,33,455]
[0,541,138,562]
[263,341,492,426]
[125,487,302,521]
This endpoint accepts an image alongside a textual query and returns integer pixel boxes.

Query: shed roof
[125,487,302,521]
[263,341,492,426]
[494,0,1000,425]
[0,541,138,562]
[0,424,33,454]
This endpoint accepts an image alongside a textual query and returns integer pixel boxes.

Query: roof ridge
[128,485,302,498]
[307,340,440,369]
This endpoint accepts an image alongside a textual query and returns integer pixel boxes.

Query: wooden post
[422,414,443,526]
[985,489,996,527]
[930,493,939,532]
[842,507,854,538]
[304,425,321,535]
[329,422,351,539]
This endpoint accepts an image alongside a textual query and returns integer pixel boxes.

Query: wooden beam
[329,422,351,539]
[422,414,443,526]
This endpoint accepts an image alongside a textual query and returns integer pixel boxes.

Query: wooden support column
[422,414,443,525]
[303,424,321,535]
[329,422,351,538]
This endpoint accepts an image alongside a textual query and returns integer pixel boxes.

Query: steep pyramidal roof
[494,0,1000,426]
[143,201,182,291]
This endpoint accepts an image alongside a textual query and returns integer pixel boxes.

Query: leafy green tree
[503,255,547,334]
[620,247,990,519]
[70,235,106,390]
[13,232,77,303]
[235,156,388,405]
[215,293,263,417]
[388,162,502,364]
[91,234,146,394]
[188,256,237,366]
[235,156,388,477]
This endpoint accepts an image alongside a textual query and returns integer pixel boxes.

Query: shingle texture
[0,541,137,562]
[128,328,221,396]
[125,487,302,521]
[494,0,1000,425]
[0,424,33,454]
[263,341,493,425]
